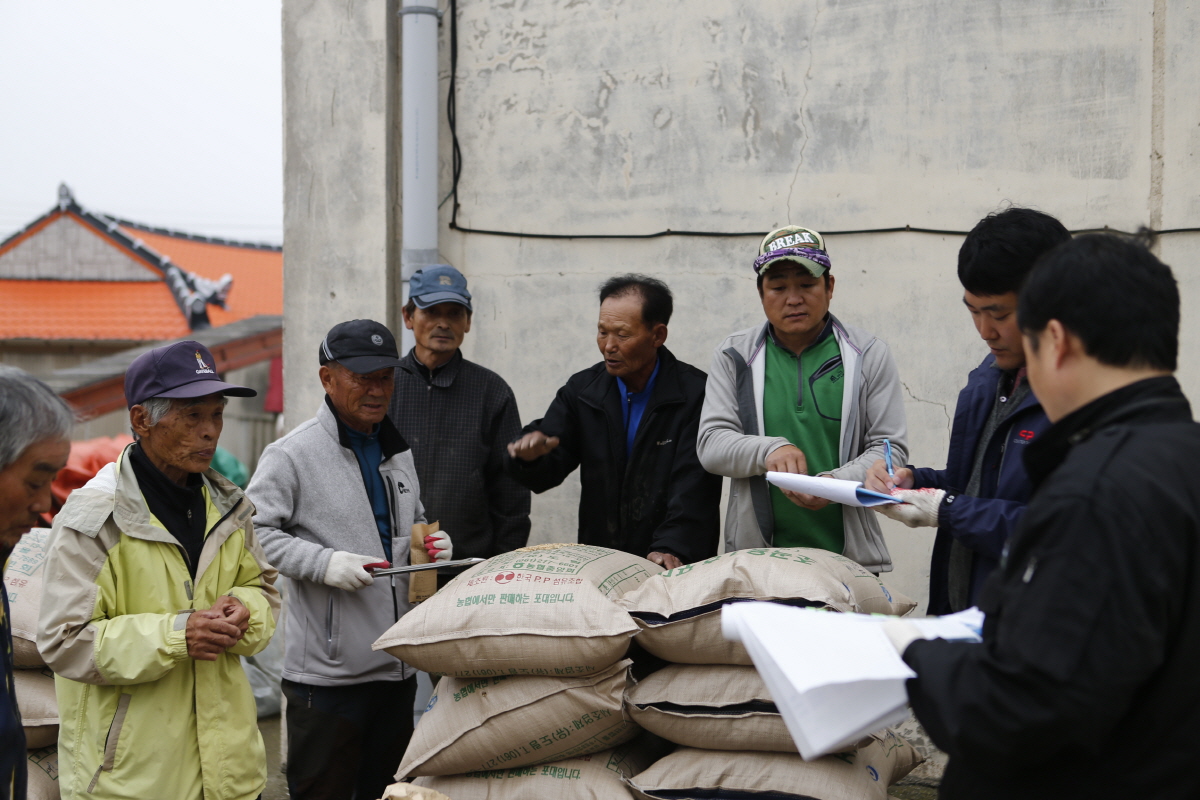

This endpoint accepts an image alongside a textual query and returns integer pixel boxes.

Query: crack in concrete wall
[902,381,952,438]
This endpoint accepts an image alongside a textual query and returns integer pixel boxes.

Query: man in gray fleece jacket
[248,319,452,800]
[697,226,908,574]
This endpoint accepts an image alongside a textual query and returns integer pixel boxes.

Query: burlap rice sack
[397,659,639,778]
[625,664,795,752]
[26,746,59,800]
[379,783,452,800]
[4,528,51,667]
[413,733,672,800]
[627,730,922,800]
[618,548,916,664]
[374,544,661,677]
[14,667,58,749]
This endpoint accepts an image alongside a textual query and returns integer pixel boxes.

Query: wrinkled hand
[764,444,807,475]
[212,595,250,637]
[323,551,378,591]
[787,491,830,511]
[877,489,945,528]
[507,431,561,461]
[424,530,453,562]
[865,459,914,494]
[764,445,827,509]
[647,551,683,570]
[186,608,242,661]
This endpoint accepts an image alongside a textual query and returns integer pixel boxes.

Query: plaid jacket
[388,350,531,561]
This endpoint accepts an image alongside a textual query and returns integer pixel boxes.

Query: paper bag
[410,522,440,604]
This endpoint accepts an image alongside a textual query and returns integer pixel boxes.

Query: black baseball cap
[125,341,257,408]
[318,319,403,374]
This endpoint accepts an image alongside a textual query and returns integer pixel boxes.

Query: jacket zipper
[325,596,334,648]
[384,477,400,621]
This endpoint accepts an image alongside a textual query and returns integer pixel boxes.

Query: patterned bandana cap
[753,247,832,276]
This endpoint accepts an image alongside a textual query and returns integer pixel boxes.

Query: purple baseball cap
[125,340,257,408]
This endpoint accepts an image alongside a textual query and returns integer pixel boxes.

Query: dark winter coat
[904,376,1200,799]
[911,356,1051,614]
[504,346,721,563]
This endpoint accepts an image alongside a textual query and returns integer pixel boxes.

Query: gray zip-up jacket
[248,399,424,686]
[697,315,908,573]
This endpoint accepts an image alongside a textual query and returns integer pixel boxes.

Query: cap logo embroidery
[438,275,453,285]
[768,231,818,250]
[371,334,384,346]
[194,351,215,374]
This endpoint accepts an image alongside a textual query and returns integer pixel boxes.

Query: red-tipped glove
[424,531,453,562]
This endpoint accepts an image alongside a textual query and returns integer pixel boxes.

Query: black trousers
[282,676,417,800]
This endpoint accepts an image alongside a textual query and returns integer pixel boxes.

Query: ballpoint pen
[884,438,895,479]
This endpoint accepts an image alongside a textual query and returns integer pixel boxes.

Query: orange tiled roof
[117,226,282,327]
[0,193,282,341]
[0,280,192,341]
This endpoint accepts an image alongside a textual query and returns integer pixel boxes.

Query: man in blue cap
[389,266,529,585]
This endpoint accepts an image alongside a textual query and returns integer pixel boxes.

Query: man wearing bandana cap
[697,226,908,574]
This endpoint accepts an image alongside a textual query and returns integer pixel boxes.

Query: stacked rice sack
[5,528,61,800]
[616,547,922,800]
[373,543,663,798]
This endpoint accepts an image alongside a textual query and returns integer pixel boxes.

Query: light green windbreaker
[37,447,280,800]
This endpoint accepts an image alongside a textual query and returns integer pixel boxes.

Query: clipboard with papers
[765,471,902,507]
[721,602,983,760]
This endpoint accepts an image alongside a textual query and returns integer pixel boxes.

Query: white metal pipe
[400,1,441,279]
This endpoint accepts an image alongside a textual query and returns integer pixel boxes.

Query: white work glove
[880,619,924,656]
[323,551,377,591]
[424,530,453,562]
[877,489,945,528]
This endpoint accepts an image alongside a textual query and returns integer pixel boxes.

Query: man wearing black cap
[39,340,281,800]
[389,265,530,585]
[249,319,452,800]
[697,226,908,574]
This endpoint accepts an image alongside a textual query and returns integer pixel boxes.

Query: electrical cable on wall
[440,5,1200,242]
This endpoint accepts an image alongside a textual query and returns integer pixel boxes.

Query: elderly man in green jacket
[38,341,280,800]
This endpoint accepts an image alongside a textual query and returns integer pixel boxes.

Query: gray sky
[0,1,283,244]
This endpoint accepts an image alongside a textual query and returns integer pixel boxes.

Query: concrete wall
[282,0,401,426]
[283,0,1200,611]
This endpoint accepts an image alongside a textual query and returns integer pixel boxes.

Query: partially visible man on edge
[249,319,453,800]
[0,367,72,800]
[504,275,720,568]
[697,226,907,573]
[38,342,280,800]
[887,234,1200,798]
[389,265,530,585]
[864,208,1071,612]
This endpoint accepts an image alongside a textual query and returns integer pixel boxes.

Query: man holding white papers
[697,225,907,573]
[896,235,1200,798]
[864,209,1070,613]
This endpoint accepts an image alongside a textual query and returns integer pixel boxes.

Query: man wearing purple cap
[249,319,452,800]
[38,340,280,800]
[697,226,908,574]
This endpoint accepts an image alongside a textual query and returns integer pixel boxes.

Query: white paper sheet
[765,471,901,507]
[721,603,985,760]
[722,603,913,759]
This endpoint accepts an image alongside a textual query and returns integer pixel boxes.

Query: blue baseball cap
[409,265,472,312]
[125,341,256,408]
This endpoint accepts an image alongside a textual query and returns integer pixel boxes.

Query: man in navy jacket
[865,208,1069,613]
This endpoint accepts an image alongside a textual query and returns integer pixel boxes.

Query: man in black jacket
[505,275,720,568]
[893,234,1200,799]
